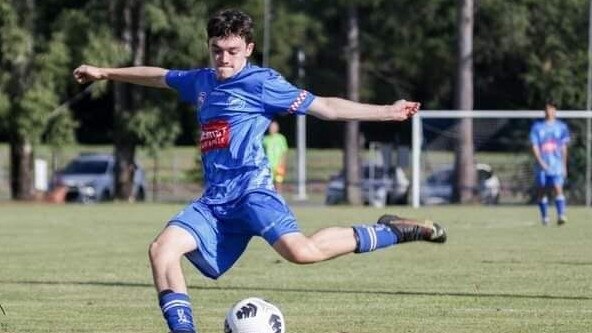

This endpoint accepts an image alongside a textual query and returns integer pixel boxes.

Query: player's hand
[73,65,106,84]
[390,99,421,121]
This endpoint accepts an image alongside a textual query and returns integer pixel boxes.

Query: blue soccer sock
[352,224,398,253]
[555,194,566,217]
[159,290,196,333]
[538,197,549,224]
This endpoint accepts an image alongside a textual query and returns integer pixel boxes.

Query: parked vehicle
[420,163,501,205]
[325,165,410,206]
[51,153,146,203]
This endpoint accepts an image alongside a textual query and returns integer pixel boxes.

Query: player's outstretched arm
[73,65,169,88]
[307,97,420,122]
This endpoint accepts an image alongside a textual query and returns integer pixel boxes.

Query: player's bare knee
[148,240,161,263]
[148,238,179,264]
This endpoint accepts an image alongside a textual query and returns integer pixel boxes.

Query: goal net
[410,110,592,208]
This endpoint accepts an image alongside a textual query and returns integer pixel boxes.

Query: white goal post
[411,110,592,208]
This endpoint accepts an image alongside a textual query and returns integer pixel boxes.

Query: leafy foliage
[130,106,181,158]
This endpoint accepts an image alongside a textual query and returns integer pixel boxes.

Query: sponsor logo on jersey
[541,140,558,153]
[201,120,230,152]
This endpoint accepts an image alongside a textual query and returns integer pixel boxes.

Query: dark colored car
[51,153,146,203]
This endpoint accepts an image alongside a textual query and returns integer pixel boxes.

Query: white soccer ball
[223,297,285,333]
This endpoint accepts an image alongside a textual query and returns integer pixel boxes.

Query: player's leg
[150,225,196,292]
[535,172,550,225]
[537,187,550,225]
[150,201,237,333]
[240,189,445,264]
[273,215,446,264]
[273,227,357,263]
[149,225,198,333]
[553,177,567,225]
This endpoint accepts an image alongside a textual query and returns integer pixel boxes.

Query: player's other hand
[73,65,106,84]
[539,162,549,171]
[390,99,421,121]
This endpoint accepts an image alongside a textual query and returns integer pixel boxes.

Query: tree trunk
[453,0,476,203]
[344,4,362,205]
[110,0,145,201]
[10,141,35,200]
[9,0,35,201]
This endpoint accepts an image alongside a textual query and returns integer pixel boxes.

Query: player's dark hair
[545,98,557,108]
[207,9,254,44]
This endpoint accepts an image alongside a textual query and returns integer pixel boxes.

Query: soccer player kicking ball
[73,8,447,333]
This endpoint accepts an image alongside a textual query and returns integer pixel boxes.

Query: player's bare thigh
[272,227,356,264]
[151,225,198,258]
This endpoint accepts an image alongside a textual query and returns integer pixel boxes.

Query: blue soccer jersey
[165,63,315,204]
[529,119,570,176]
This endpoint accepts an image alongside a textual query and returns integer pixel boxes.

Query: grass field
[1,203,591,333]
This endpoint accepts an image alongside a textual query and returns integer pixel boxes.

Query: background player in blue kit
[73,8,447,333]
[529,100,571,226]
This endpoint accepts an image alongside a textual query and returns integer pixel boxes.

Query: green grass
[1,204,592,333]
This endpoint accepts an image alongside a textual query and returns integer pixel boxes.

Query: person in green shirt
[263,120,289,193]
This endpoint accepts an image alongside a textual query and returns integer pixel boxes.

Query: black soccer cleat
[377,214,447,243]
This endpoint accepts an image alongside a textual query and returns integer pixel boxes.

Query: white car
[325,165,410,206]
[420,163,501,205]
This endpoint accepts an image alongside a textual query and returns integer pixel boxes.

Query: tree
[1,0,35,200]
[344,3,362,205]
[130,106,180,201]
[0,0,97,201]
[65,0,209,200]
[108,0,146,200]
[453,0,476,203]
[1,0,76,200]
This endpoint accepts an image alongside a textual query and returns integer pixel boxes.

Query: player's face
[209,35,254,80]
[545,104,557,120]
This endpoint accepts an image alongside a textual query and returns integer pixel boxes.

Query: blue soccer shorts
[167,189,300,279]
[535,171,564,188]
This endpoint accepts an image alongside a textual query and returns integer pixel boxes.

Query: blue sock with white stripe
[352,224,398,253]
[538,197,549,223]
[159,290,196,333]
[555,194,566,217]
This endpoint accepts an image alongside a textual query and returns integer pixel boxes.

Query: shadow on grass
[2,279,590,301]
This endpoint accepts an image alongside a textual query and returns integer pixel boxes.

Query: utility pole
[295,48,308,200]
[263,0,271,67]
